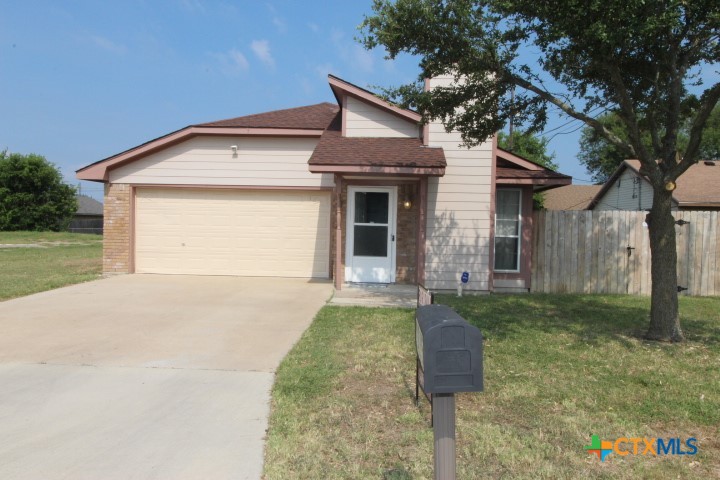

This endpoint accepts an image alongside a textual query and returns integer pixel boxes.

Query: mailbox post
[416,305,483,480]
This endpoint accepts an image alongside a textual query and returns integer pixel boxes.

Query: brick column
[103,183,132,274]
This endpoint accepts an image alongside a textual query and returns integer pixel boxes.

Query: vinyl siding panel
[594,170,654,211]
[423,75,494,291]
[344,96,419,138]
[134,188,330,277]
[109,136,334,187]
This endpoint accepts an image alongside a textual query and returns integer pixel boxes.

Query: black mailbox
[416,304,483,394]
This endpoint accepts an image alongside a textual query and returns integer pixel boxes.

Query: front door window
[346,187,396,283]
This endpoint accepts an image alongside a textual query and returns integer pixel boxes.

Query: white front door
[345,186,396,283]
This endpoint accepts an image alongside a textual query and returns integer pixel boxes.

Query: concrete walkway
[0,275,331,480]
[329,284,418,308]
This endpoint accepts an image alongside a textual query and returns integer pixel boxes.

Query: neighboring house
[589,159,720,211]
[68,195,103,234]
[542,185,602,210]
[76,75,570,292]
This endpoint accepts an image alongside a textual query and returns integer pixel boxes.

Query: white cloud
[210,48,249,75]
[179,0,205,13]
[228,49,249,70]
[266,3,286,33]
[90,35,127,55]
[352,45,374,73]
[250,39,274,67]
[314,62,336,79]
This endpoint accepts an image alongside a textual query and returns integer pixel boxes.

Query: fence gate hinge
[626,246,636,256]
[675,219,690,226]
[677,286,688,292]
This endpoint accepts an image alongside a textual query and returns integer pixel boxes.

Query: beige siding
[424,75,494,292]
[134,188,330,278]
[109,136,334,187]
[344,96,419,138]
[594,170,654,211]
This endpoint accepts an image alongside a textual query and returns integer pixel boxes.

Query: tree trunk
[645,186,684,342]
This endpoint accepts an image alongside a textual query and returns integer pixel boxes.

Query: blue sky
[2,0,597,201]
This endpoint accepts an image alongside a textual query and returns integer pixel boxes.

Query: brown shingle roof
[542,185,603,210]
[308,113,446,169]
[606,159,720,208]
[195,102,339,130]
[495,167,571,181]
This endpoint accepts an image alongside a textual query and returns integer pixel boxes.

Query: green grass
[264,295,720,479]
[0,231,102,301]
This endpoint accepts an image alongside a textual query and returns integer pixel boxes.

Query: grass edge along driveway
[264,295,719,479]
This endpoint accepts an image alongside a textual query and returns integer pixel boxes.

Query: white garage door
[135,188,331,277]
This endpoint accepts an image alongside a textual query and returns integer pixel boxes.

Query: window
[494,189,521,271]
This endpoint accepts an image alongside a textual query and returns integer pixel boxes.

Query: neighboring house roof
[588,159,720,209]
[542,185,603,210]
[75,195,103,216]
[308,112,446,176]
[495,147,572,190]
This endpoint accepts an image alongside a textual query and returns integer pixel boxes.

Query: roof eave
[309,164,445,177]
[76,126,325,182]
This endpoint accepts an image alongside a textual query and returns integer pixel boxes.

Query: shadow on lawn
[436,293,720,346]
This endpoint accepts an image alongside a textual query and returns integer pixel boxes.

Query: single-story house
[542,185,602,210]
[77,75,570,292]
[588,159,720,211]
[68,195,103,234]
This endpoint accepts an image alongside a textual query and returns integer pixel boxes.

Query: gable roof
[77,103,336,181]
[588,159,720,209]
[495,147,571,189]
[196,102,338,130]
[542,185,603,210]
[75,195,103,216]
[308,112,446,175]
[327,75,422,124]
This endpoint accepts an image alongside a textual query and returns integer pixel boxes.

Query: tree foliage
[580,107,720,182]
[0,151,77,231]
[362,0,720,341]
[497,130,557,170]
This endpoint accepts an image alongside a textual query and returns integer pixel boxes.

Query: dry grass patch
[264,296,720,479]
[0,231,102,300]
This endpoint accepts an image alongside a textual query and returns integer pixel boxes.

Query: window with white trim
[494,189,522,272]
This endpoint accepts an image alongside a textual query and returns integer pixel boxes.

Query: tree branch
[606,64,657,179]
[674,81,720,178]
[508,73,635,157]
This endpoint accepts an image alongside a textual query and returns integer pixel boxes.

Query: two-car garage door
[134,188,331,278]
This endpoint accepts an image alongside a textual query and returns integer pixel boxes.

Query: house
[68,195,103,234]
[588,159,720,211]
[542,185,602,210]
[76,75,570,292]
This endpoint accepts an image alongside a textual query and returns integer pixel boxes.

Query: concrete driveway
[0,275,331,480]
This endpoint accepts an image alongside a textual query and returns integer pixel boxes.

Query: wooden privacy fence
[531,210,720,296]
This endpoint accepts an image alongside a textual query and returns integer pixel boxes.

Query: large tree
[580,107,720,182]
[362,0,720,341]
[0,151,77,231]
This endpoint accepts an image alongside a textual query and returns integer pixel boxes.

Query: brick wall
[395,184,417,283]
[103,183,131,274]
[330,183,417,285]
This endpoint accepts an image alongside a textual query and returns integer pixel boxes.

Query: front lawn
[0,231,103,301]
[264,295,720,479]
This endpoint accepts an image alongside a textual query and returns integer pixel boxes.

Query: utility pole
[508,86,515,150]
